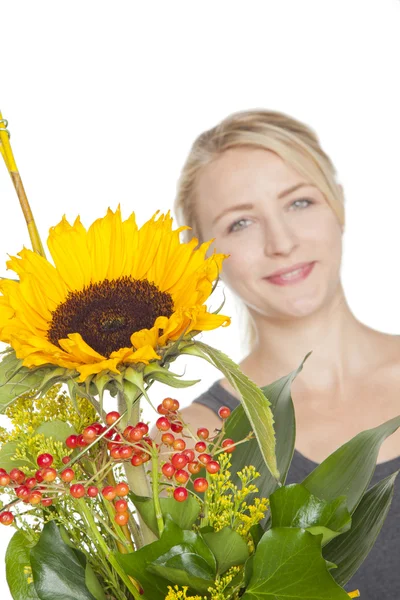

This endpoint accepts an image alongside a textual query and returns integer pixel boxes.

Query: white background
[1,1,400,597]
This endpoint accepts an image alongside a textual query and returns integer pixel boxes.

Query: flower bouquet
[0,113,399,600]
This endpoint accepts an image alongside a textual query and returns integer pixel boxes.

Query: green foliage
[202,527,249,574]
[5,531,39,600]
[129,491,201,536]
[0,350,50,413]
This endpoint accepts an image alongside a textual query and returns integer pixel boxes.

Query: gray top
[194,381,400,599]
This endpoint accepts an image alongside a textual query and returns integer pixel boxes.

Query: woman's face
[194,147,343,320]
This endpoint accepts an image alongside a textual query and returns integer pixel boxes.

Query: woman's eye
[228,218,252,233]
[289,198,313,210]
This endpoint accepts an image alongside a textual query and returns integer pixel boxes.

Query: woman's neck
[240,286,374,390]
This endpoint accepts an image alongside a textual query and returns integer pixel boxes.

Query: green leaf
[129,491,201,536]
[224,357,307,498]
[35,419,76,443]
[202,527,249,574]
[242,528,349,599]
[0,440,32,471]
[324,471,398,586]
[149,545,215,593]
[30,521,100,600]
[115,517,216,600]
[270,484,351,545]
[192,341,279,480]
[0,350,50,413]
[5,531,40,600]
[302,415,400,513]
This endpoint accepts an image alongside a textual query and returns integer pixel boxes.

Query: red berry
[141,452,151,464]
[92,422,103,434]
[221,438,235,453]
[0,473,11,486]
[195,441,207,453]
[82,426,97,443]
[28,491,43,505]
[114,511,129,526]
[119,446,134,460]
[218,406,231,419]
[156,417,171,431]
[106,411,120,425]
[115,499,128,513]
[173,487,188,502]
[157,403,169,415]
[173,438,186,451]
[25,477,37,489]
[15,485,30,500]
[77,434,88,448]
[136,422,149,435]
[161,433,175,446]
[188,461,202,474]
[102,486,117,500]
[193,478,208,493]
[162,397,176,411]
[62,456,71,465]
[0,468,6,476]
[123,425,135,439]
[174,469,189,484]
[9,468,25,484]
[70,484,86,498]
[0,511,14,525]
[162,463,176,479]
[87,486,99,498]
[183,449,195,462]
[171,453,188,469]
[116,482,129,497]
[171,422,183,434]
[65,435,78,449]
[104,427,116,439]
[41,467,57,482]
[197,428,209,440]
[111,447,122,459]
[129,427,144,442]
[198,453,212,465]
[171,399,180,411]
[37,453,54,468]
[35,470,44,483]
[41,498,53,507]
[131,455,143,467]
[206,461,220,474]
[61,468,75,483]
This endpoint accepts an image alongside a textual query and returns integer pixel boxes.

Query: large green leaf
[302,415,400,513]
[35,419,76,443]
[0,440,33,471]
[30,521,103,600]
[224,357,307,498]
[115,516,216,600]
[324,471,398,586]
[5,531,40,600]
[0,350,49,413]
[241,528,349,599]
[129,491,201,537]
[270,484,351,545]
[202,527,249,574]
[192,341,279,480]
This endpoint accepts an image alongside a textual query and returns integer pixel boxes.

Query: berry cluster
[0,397,235,523]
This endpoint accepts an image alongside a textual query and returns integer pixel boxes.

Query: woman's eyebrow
[278,182,316,199]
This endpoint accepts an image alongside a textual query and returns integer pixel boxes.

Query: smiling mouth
[265,262,315,286]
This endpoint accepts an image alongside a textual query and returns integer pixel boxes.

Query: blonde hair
[174,109,345,350]
[174,109,344,243]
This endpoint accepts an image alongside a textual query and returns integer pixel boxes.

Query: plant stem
[118,392,157,546]
[0,111,46,257]
[151,449,164,537]
[78,499,142,600]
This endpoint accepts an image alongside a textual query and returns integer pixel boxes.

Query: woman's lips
[265,262,315,286]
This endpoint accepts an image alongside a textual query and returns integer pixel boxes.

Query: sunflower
[0,208,229,382]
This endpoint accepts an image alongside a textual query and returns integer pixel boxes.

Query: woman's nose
[263,217,298,257]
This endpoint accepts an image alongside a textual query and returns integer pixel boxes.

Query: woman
[174,110,400,598]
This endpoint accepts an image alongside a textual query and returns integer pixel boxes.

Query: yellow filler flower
[0,208,229,382]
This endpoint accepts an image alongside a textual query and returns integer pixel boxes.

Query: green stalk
[78,499,142,600]
[118,393,157,545]
[151,449,164,537]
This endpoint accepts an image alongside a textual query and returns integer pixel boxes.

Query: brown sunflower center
[47,277,174,357]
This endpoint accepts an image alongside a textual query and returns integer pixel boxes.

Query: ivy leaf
[5,531,40,600]
[202,527,249,574]
[270,484,351,545]
[129,491,201,537]
[242,528,349,599]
